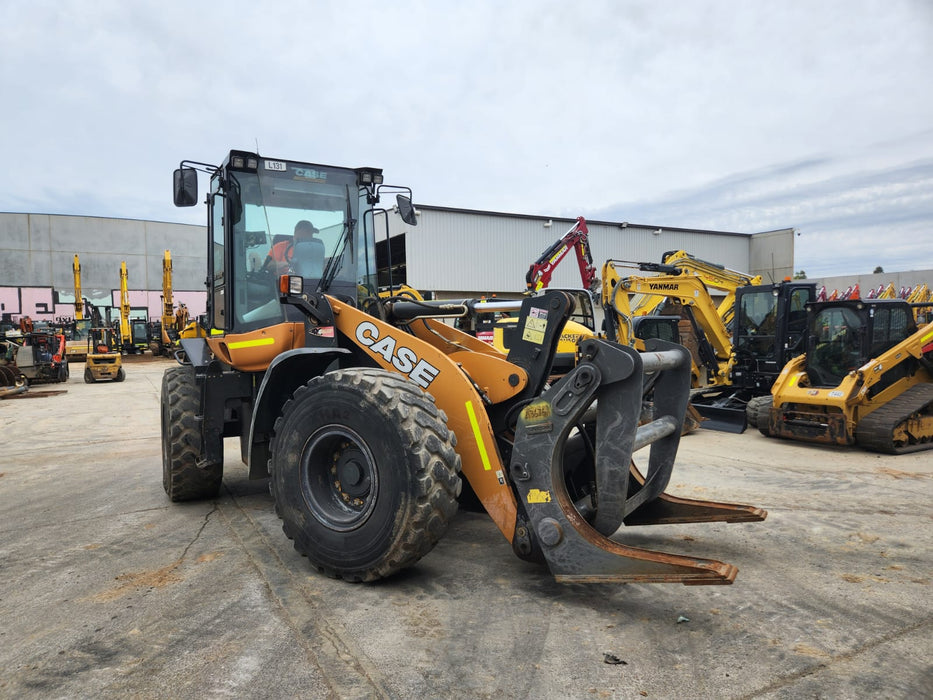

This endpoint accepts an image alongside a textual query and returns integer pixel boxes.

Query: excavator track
[855,384,933,454]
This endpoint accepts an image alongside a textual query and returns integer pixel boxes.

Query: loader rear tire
[161,365,223,501]
[270,368,461,582]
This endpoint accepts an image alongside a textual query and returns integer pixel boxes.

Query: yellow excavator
[627,250,761,327]
[161,149,765,586]
[149,250,184,356]
[758,298,933,453]
[906,284,931,323]
[64,255,93,362]
[602,259,815,431]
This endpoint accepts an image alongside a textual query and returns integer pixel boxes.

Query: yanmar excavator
[630,251,762,327]
[161,149,765,585]
[149,251,183,357]
[602,259,815,431]
[117,262,150,354]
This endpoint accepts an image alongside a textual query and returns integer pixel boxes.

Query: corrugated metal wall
[2,207,799,304]
[396,207,761,294]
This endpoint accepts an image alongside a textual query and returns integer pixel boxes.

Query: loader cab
[805,300,916,387]
[175,151,409,335]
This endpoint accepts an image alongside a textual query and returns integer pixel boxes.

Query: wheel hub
[301,428,378,531]
[333,445,371,503]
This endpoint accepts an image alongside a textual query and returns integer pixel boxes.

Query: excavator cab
[163,150,766,585]
[732,282,813,387]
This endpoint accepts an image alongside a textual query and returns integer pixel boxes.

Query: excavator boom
[526,216,599,298]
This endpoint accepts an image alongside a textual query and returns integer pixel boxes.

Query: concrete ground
[1,356,930,699]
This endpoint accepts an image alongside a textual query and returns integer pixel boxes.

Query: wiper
[318,185,355,293]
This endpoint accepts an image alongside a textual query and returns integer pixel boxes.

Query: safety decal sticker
[520,400,553,434]
[522,307,548,344]
[527,489,552,504]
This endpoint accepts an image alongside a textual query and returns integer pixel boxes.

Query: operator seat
[290,239,326,278]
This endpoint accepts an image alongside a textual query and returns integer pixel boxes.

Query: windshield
[808,306,864,386]
[735,290,779,359]
[225,160,374,329]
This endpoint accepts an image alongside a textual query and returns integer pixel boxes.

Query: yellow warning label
[527,489,551,504]
[522,317,547,344]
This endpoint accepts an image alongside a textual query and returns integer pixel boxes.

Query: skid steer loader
[162,150,765,585]
[758,298,933,453]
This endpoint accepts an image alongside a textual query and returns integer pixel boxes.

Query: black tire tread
[757,395,774,437]
[270,368,461,582]
[161,365,223,501]
[746,395,770,431]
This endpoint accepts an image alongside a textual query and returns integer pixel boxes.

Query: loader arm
[327,296,526,540]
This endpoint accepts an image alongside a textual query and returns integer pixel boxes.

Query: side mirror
[396,195,418,226]
[173,168,199,207]
[227,177,243,225]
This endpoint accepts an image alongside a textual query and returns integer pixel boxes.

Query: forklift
[84,327,125,383]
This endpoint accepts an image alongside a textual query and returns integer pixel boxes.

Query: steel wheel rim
[300,425,378,532]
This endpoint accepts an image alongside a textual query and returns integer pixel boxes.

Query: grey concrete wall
[0,213,206,292]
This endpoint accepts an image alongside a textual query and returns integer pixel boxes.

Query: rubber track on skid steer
[855,383,933,454]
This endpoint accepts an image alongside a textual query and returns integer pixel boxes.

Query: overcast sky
[1,0,931,278]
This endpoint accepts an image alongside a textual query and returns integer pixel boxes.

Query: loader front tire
[270,368,461,582]
[161,365,223,501]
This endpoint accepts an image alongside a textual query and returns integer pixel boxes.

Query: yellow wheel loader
[162,150,765,585]
[759,299,933,453]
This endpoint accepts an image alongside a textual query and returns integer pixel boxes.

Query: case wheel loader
[759,299,933,453]
[161,149,765,585]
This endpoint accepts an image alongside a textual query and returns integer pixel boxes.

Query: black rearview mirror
[173,168,199,207]
[396,195,417,226]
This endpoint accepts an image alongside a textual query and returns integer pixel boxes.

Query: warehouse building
[1,207,795,326]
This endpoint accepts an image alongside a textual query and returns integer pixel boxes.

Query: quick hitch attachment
[510,338,766,585]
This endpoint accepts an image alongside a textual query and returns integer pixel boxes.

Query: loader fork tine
[623,462,767,526]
